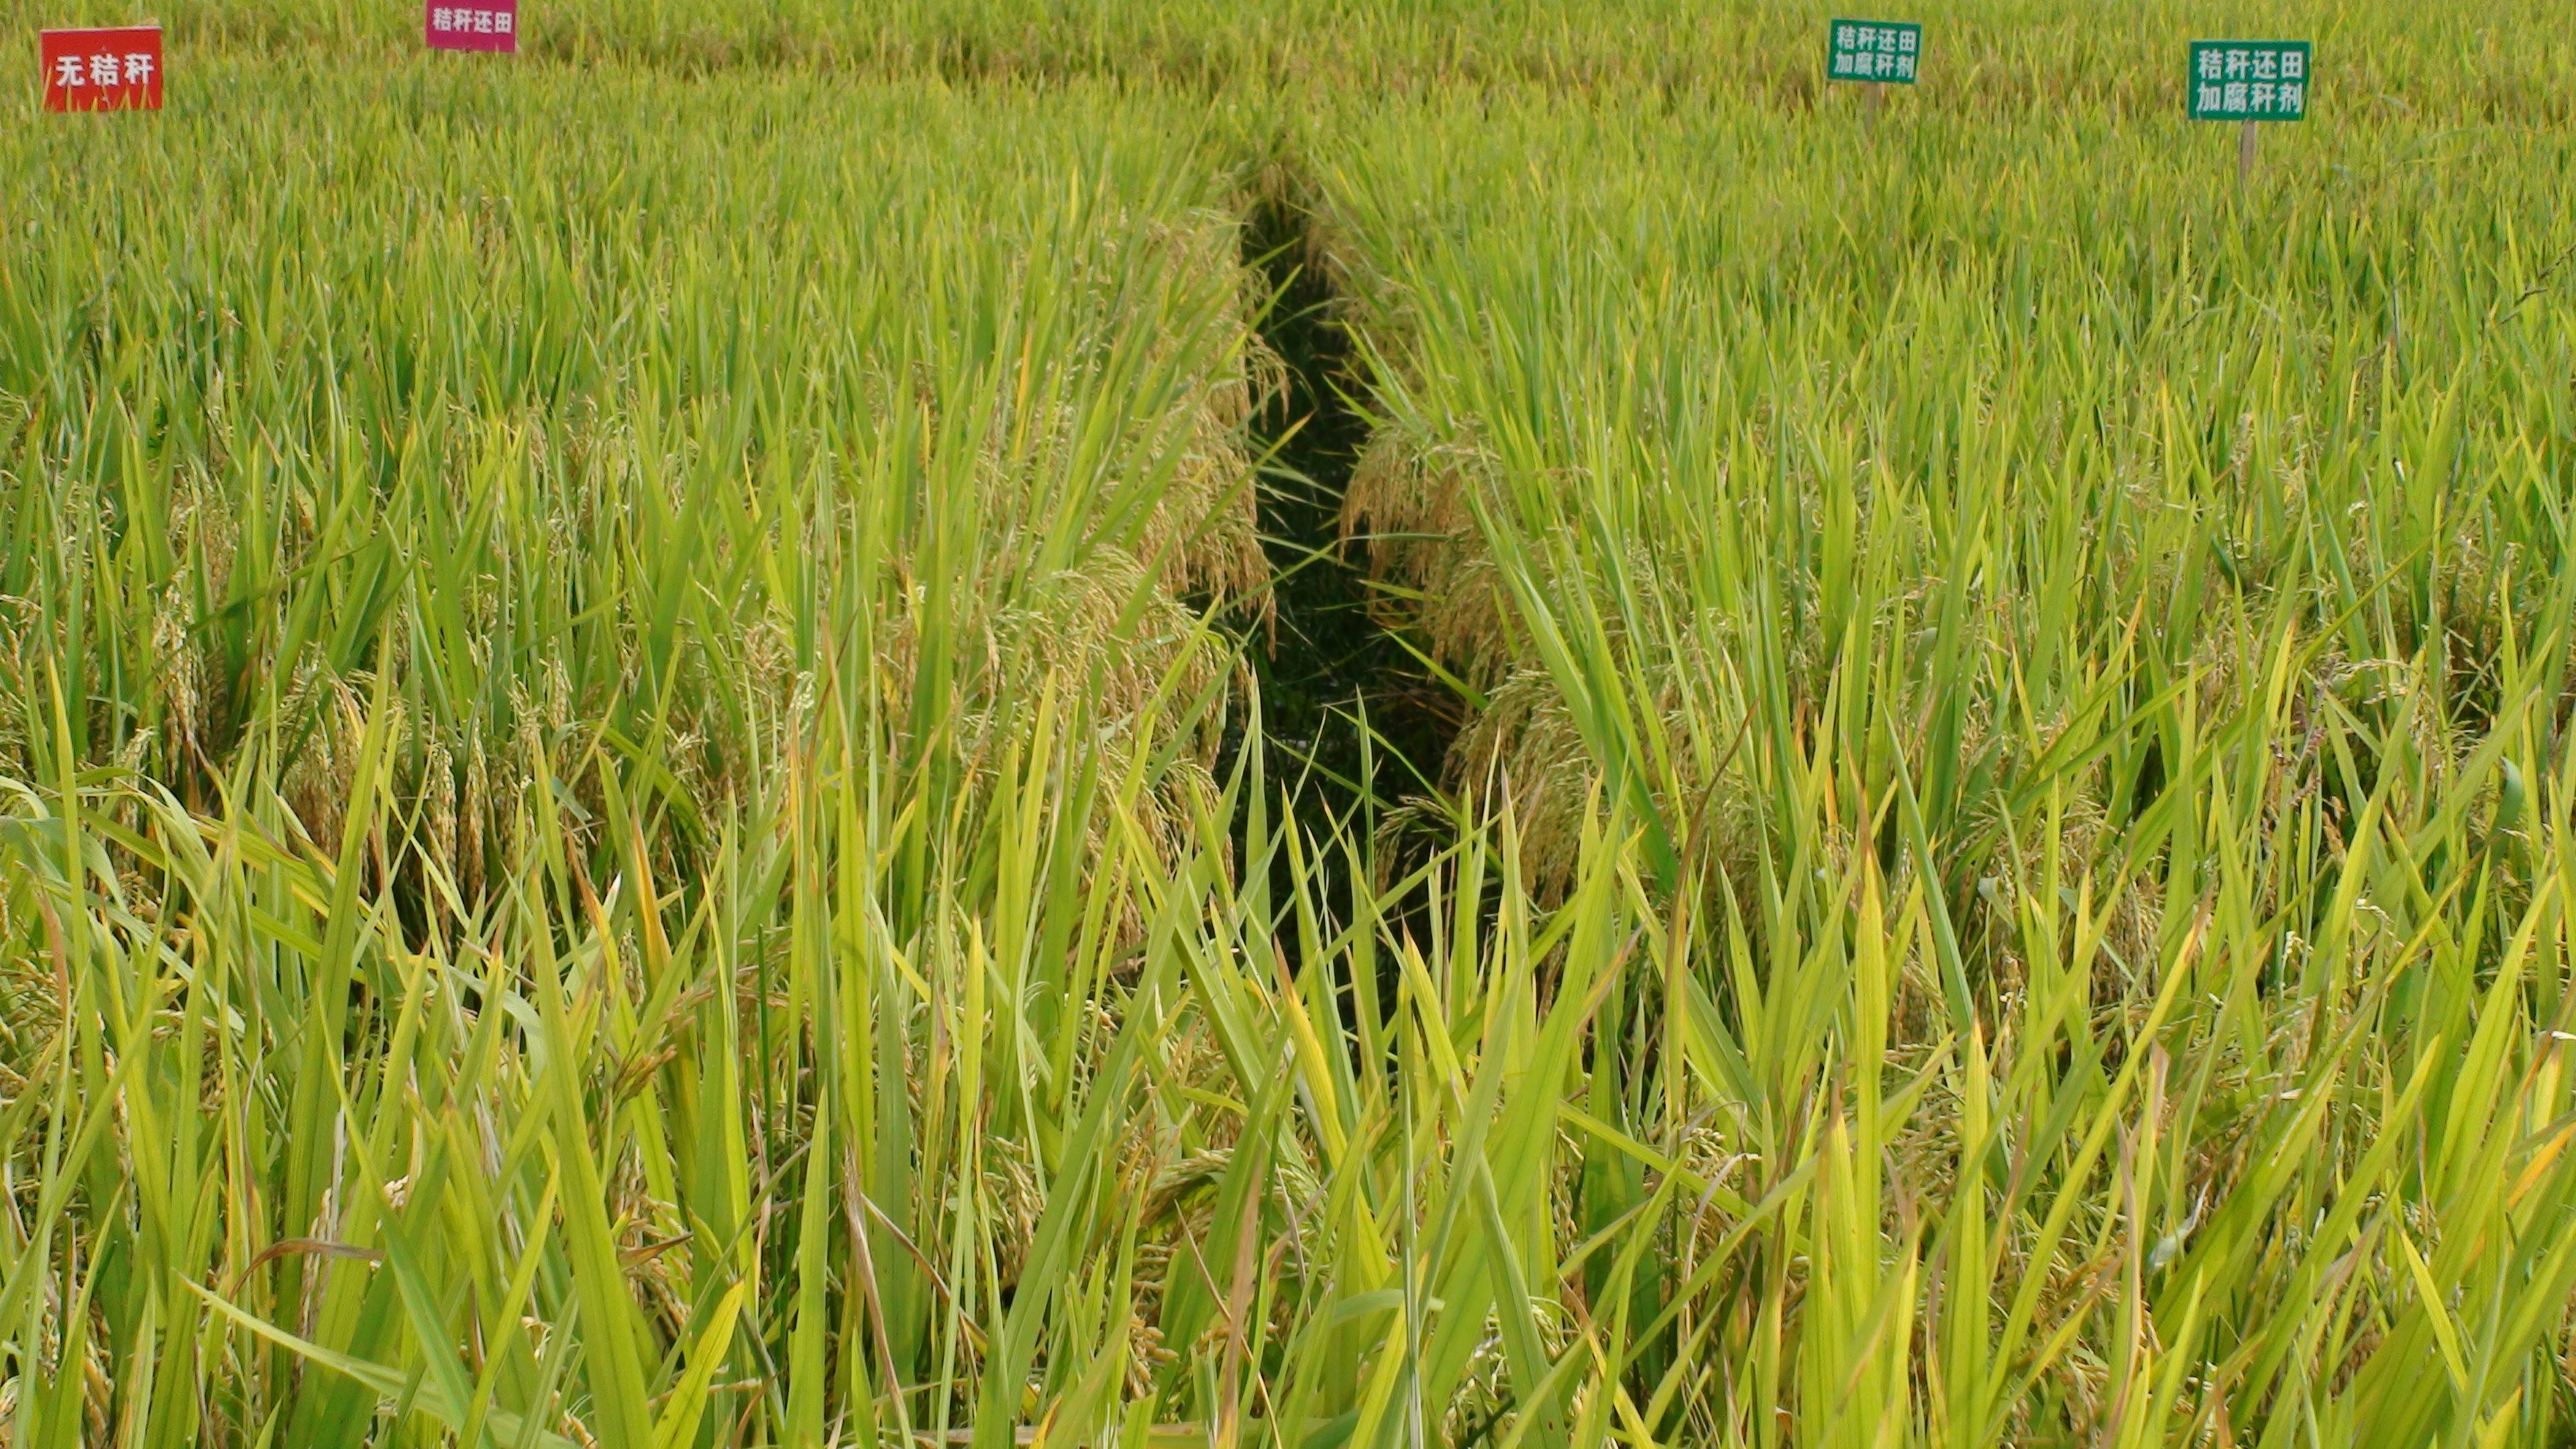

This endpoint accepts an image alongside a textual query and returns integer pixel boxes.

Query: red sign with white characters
[427,1,518,52]
[41,26,164,112]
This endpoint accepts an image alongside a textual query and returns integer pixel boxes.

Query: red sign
[41,26,164,112]
[427,1,518,52]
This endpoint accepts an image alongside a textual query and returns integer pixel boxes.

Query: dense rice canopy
[1,3,2573,1447]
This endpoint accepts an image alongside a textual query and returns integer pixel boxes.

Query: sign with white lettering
[427,1,519,53]
[1828,20,1921,85]
[2189,42,2310,121]
[42,26,162,112]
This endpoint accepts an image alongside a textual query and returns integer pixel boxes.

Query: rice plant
[1315,22,2576,1444]
[1,56,1286,1445]
[3,2,2573,1446]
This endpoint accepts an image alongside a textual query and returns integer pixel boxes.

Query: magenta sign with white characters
[427,1,517,53]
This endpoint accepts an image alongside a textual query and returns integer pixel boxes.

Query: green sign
[1828,19,1921,85]
[2189,42,2310,121]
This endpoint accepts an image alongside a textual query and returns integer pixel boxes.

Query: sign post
[2188,41,2310,186]
[427,1,520,52]
[40,26,163,112]
[1827,19,1923,131]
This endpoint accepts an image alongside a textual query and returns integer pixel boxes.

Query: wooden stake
[2238,119,2257,187]
[1865,80,1884,133]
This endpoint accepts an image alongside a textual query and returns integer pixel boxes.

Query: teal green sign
[1828,19,1921,85]
[2189,42,2311,121]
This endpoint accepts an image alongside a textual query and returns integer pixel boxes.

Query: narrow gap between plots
[1229,179,1462,969]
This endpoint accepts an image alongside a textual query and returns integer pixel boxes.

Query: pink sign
[427,1,517,52]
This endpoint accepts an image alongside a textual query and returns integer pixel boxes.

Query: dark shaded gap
[1228,183,1462,970]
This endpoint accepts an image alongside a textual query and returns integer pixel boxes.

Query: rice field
[3,3,2573,1446]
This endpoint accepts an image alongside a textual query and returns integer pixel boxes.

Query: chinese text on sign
[2188,42,2310,121]
[41,26,162,112]
[1827,20,1923,85]
[427,1,519,53]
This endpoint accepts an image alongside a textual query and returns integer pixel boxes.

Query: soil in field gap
[1234,182,1461,965]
